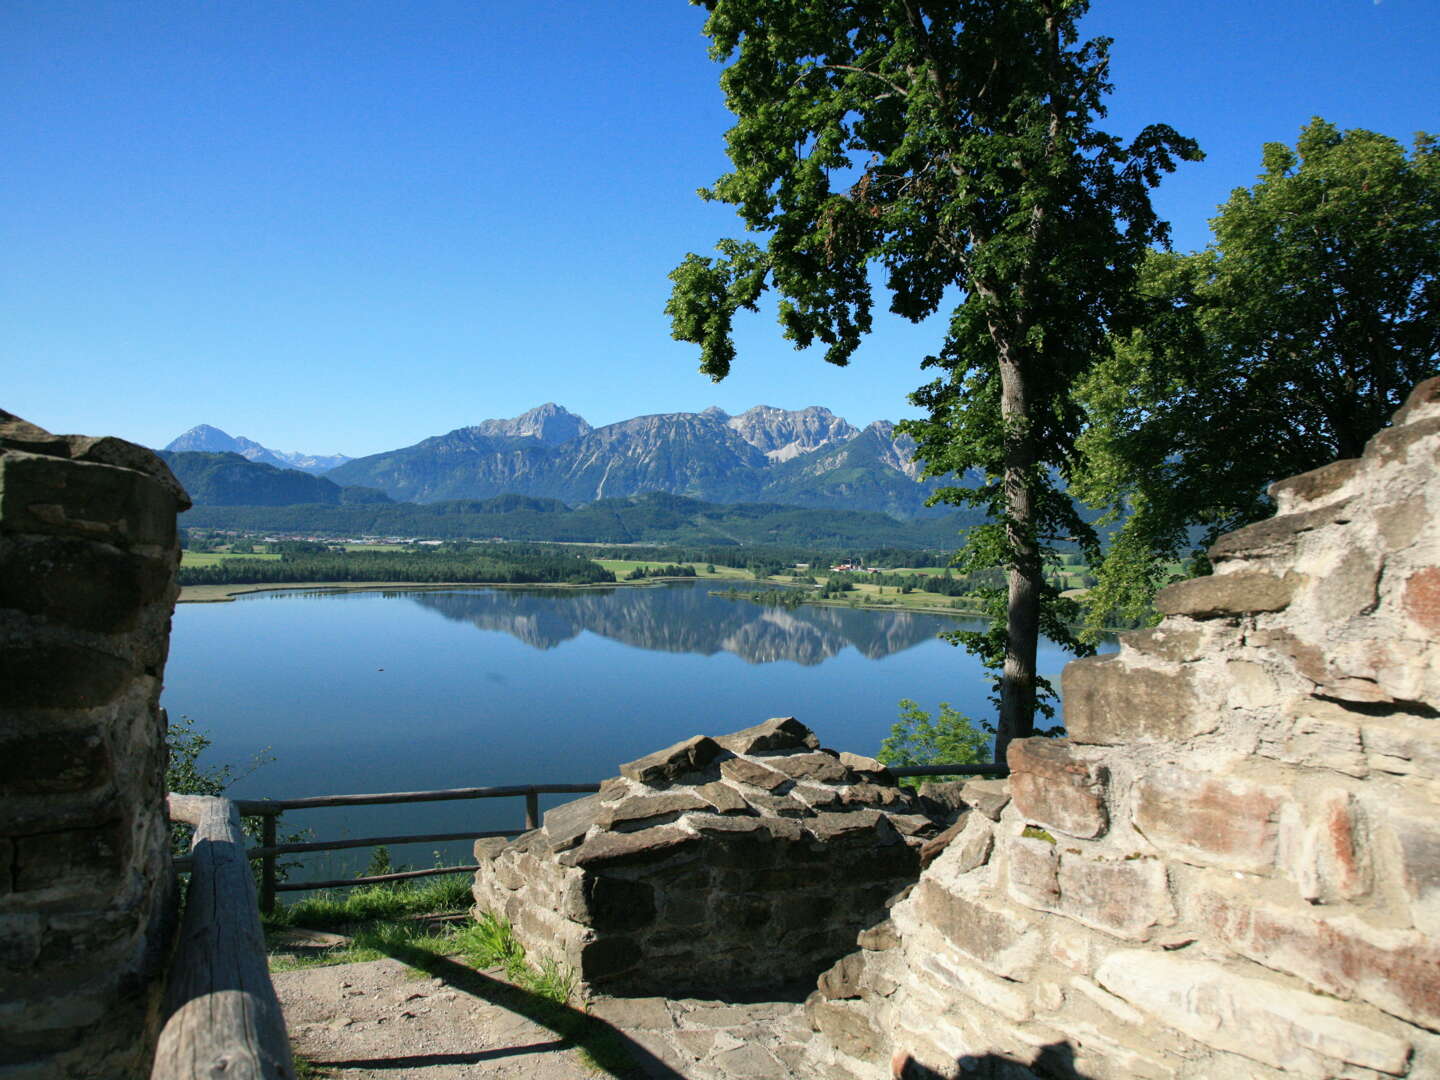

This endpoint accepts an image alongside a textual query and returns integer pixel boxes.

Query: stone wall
[472,717,944,997]
[0,410,190,1078]
[803,377,1440,1079]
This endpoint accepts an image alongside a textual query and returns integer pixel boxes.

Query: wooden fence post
[260,815,277,915]
[524,789,539,830]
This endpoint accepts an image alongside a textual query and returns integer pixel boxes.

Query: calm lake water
[161,581,1106,881]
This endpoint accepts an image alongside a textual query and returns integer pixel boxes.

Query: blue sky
[4,0,1436,458]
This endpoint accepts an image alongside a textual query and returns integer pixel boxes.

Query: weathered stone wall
[804,377,1440,1079]
[472,717,942,997]
[0,410,190,1078]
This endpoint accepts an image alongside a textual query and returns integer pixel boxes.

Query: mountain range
[320,403,945,519]
[164,424,352,474]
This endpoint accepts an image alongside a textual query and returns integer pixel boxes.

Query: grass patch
[267,872,473,930]
[180,550,282,567]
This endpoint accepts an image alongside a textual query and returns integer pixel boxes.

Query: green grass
[181,550,282,567]
[267,873,473,929]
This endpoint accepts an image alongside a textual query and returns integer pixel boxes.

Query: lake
[161,581,1106,881]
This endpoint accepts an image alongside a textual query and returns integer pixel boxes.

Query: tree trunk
[995,349,1042,765]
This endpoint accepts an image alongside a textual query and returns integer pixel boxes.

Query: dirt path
[273,954,814,1080]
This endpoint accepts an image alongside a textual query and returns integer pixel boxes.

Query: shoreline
[176,576,702,604]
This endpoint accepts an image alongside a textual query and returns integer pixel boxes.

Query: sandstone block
[719,756,790,791]
[917,949,1031,1022]
[912,879,1042,980]
[918,818,966,870]
[618,735,722,785]
[807,997,885,1065]
[714,716,819,754]
[1268,457,1361,514]
[1403,566,1440,635]
[1055,853,1172,942]
[1006,835,1059,907]
[580,936,640,980]
[541,792,602,848]
[559,825,699,870]
[0,450,178,547]
[960,779,1010,821]
[1367,413,1440,465]
[817,951,867,1000]
[0,536,172,634]
[1311,546,1380,624]
[1154,570,1303,618]
[1008,738,1109,839]
[0,644,133,709]
[839,783,907,809]
[1122,626,1204,663]
[837,751,888,778]
[575,876,655,931]
[1390,804,1440,935]
[1133,766,1281,873]
[1208,499,1354,563]
[1200,886,1440,1030]
[595,790,712,831]
[1096,948,1412,1076]
[1063,656,1209,745]
[686,780,747,814]
[765,750,852,784]
[12,820,128,891]
[0,731,111,796]
[857,920,898,951]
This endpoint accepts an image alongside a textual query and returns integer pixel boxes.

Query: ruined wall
[472,717,942,997]
[0,410,190,1079]
[804,377,1440,1079]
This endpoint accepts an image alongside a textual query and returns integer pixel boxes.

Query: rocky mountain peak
[469,403,592,445]
[726,405,860,462]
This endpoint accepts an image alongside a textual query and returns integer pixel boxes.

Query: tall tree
[667,0,1198,761]
[1076,119,1440,631]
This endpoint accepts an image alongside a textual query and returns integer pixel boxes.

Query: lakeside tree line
[178,544,617,587]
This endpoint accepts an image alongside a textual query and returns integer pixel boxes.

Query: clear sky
[4,0,1436,458]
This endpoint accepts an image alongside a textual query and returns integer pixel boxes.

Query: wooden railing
[174,763,1007,914]
[155,794,292,1080]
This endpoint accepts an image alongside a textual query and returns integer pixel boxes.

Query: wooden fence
[173,764,1008,913]
[155,794,292,1079]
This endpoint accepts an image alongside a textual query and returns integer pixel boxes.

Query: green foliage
[178,544,616,587]
[669,0,1198,758]
[878,698,990,782]
[1076,119,1440,633]
[165,714,306,884]
[267,873,474,930]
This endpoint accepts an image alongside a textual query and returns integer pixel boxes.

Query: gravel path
[273,954,814,1080]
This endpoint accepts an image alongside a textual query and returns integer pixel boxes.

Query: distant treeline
[177,490,974,549]
[177,544,616,587]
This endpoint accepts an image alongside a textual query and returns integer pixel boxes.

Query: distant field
[593,559,750,579]
[180,551,282,567]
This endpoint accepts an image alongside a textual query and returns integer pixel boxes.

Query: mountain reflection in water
[403,581,963,665]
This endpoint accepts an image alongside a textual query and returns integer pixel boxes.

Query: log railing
[154,794,293,1080]
[174,764,1007,914]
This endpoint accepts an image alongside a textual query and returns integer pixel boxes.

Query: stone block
[1006,835,1059,907]
[12,820,128,891]
[1055,853,1172,942]
[917,949,1031,1022]
[1208,499,1354,563]
[576,875,656,932]
[960,779,1010,821]
[1154,570,1303,618]
[1122,626,1204,663]
[0,536,173,634]
[1367,413,1440,466]
[807,997,886,1065]
[919,818,966,870]
[541,792,602,848]
[1390,804,1440,935]
[1199,886,1440,1031]
[817,951,867,1000]
[1311,546,1380,624]
[0,731,111,796]
[1403,566,1440,635]
[1096,949,1412,1076]
[766,751,852,784]
[838,783,907,809]
[714,716,819,754]
[559,825,699,870]
[0,644,133,709]
[618,735,722,785]
[1133,766,1281,873]
[695,780,751,814]
[1063,656,1209,745]
[912,879,1042,980]
[719,756,790,791]
[857,920,898,951]
[0,450,178,547]
[1268,457,1361,513]
[0,913,41,971]
[1008,739,1109,839]
[837,751,888,779]
[595,790,712,831]
[580,936,640,981]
